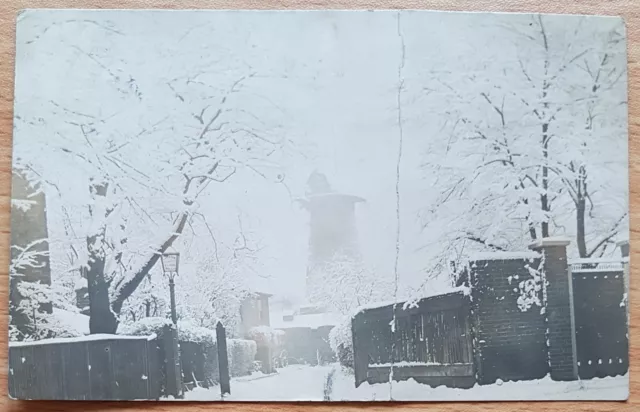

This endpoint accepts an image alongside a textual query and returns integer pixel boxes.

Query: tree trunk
[576,197,587,257]
[541,122,550,238]
[86,181,119,334]
[576,165,588,258]
[87,233,118,334]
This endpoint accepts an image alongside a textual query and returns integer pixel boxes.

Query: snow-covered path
[185,365,334,401]
[182,364,628,401]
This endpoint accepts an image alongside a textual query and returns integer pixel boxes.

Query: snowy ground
[185,365,334,401]
[182,364,628,401]
[331,368,629,401]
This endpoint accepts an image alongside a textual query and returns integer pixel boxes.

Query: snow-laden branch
[10,239,49,277]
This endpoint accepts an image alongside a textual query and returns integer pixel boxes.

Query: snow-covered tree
[308,252,393,315]
[416,15,627,282]
[14,17,293,334]
[175,255,251,336]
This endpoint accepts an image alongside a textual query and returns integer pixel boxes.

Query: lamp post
[161,252,180,325]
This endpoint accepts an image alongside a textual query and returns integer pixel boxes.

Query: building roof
[270,310,341,330]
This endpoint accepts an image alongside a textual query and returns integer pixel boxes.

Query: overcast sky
[14,10,626,300]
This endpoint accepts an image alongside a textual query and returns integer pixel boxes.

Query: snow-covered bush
[228,339,257,377]
[11,281,85,342]
[177,320,217,345]
[117,316,174,337]
[248,326,284,346]
[329,317,353,369]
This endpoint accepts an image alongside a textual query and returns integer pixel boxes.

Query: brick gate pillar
[529,237,578,381]
[617,239,630,325]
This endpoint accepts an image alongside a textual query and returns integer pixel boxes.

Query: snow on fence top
[570,259,625,273]
[9,333,154,348]
[352,285,470,315]
[570,257,626,264]
[468,251,541,261]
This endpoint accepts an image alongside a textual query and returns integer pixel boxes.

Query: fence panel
[352,291,474,388]
[571,264,628,379]
[9,335,160,400]
[61,341,91,400]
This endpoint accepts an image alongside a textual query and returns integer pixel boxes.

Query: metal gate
[571,261,628,379]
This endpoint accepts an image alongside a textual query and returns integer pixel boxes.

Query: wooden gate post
[216,322,231,396]
[161,324,184,399]
[351,314,367,387]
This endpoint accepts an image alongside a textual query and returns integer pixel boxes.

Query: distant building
[239,291,271,337]
[264,171,365,365]
[300,171,365,301]
[10,170,52,338]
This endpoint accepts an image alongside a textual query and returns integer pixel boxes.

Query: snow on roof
[247,276,276,296]
[271,311,341,330]
[9,333,154,347]
[73,276,88,291]
[53,308,89,335]
[528,236,571,249]
[468,251,541,261]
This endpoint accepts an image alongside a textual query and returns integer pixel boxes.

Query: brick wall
[468,256,548,384]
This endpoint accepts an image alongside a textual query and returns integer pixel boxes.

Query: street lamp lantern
[161,252,180,324]
[161,252,180,279]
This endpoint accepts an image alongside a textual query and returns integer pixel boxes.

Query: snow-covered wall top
[9,333,154,347]
[468,251,541,261]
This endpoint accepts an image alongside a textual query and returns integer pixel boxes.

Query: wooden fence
[9,334,162,400]
[352,290,474,388]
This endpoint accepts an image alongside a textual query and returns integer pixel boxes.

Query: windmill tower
[301,171,365,302]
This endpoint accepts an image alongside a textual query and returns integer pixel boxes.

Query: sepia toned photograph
[9,9,629,401]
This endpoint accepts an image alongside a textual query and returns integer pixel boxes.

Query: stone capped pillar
[528,237,578,381]
[617,239,630,325]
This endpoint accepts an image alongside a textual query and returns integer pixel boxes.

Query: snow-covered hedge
[228,338,257,377]
[117,317,174,338]
[329,317,353,369]
[10,281,87,342]
[118,318,256,377]
[117,317,223,345]
[177,320,218,345]
[12,314,86,342]
[247,325,285,346]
